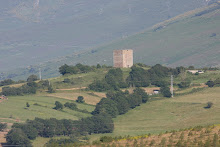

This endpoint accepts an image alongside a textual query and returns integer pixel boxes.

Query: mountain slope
[75,2,220,68]
[0,0,210,72]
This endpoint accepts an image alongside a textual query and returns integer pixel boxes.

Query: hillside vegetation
[77,2,220,68]
[0,0,216,80]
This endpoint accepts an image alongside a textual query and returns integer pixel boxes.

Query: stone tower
[113,49,133,68]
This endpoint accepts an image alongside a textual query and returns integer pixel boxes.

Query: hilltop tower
[113,49,133,68]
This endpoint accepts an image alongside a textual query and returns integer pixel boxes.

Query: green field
[0,95,95,123]
[97,87,220,138]
[88,86,220,142]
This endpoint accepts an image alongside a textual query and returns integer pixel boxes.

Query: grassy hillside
[86,86,220,143]
[0,0,213,80]
[90,125,220,147]
[1,2,220,81]
[77,2,220,68]
[0,95,94,123]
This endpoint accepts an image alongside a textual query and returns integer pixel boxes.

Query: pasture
[0,95,94,123]
[89,87,220,142]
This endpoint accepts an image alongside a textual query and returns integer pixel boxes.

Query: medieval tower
[113,49,133,68]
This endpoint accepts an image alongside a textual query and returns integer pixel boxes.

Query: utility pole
[171,75,174,98]
[39,68,42,80]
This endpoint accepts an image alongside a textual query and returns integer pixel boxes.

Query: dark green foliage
[80,113,114,134]
[0,79,14,86]
[27,74,38,82]
[206,80,215,87]
[152,80,169,87]
[37,80,50,89]
[133,87,149,103]
[76,96,84,103]
[48,85,55,93]
[214,78,220,86]
[6,128,32,147]
[59,64,93,75]
[97,64,101,68]
[127,66,150,87]
[100,136,114,143]
[46,137,78,146]
[106,91,130,115]
[188,66,195,70]
[205,102,213,109]
[178,80,191,88]
[2,82,37,96]
[26,102,30,108]
[89,68,127,92]
[12,123,38,140]
[206,78,220,87]
[89,80,111,92]
[0,123,7,131]
[92,98,119,118]
[63,78,71,83]
[54,101,64,110]
[64,102,77,110]
[160,86,172,98]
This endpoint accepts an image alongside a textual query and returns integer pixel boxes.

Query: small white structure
[153,90,160,94]
[187,70,204,74]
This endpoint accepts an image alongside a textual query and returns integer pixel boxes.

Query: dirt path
[0,131,7,146]
[56,87,86,91]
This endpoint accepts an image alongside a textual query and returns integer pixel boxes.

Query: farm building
[113,49,133,68]
[187,70,204,74]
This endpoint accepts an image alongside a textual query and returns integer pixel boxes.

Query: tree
[133,87,149,103]
[6,128,32,147]
[0,123,7,131]
[127,66,150,87]
[92,98,119,118]
[64,102,77,110]
[90,113,114,134]
[27,75,38,82]
[206,80,215,87]
[26,102,30,108]
[54,101,63,110]
[205,102,213,109]
[48,85,55,93]
[178,79,191,88]
[96,64,101,68]
[160,86,172,98]
[76,96,84,103]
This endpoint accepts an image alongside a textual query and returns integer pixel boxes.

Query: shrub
[0,123,7,131]
[54,101,63,110]
[76,96,84,103]
[64,102,77,110]
[48,85,55,93]
[206,80,215,87]
[100,136,114,143]
[26,102,30,108]
[205,102,213,109]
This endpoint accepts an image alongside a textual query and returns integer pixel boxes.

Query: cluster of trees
[59,63,97,75]
[6,114,114,146]
[89,64,183,92]
[1,83,37,96]
[92,88,148,117]
[0,75,52,96]
[53,100,89,113]
[127,64,182,88]
[0,79,25,87]
[206,78,220,87]
[89,68,127,92]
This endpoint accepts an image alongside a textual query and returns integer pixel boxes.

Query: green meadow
[0,95,95,123]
